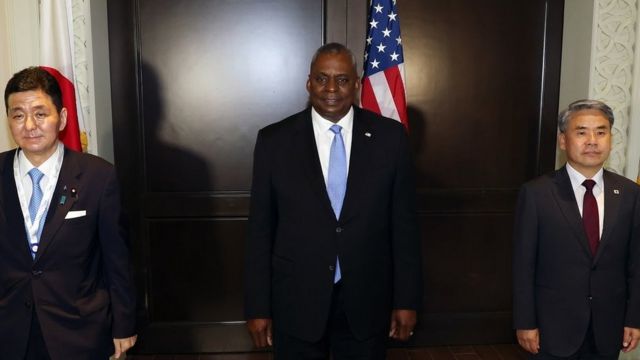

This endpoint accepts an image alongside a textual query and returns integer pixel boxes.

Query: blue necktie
[28,168,45,256]
[328,125,346,283]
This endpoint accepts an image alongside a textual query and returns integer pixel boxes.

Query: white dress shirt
[311,106,354,184]
[15,141,64,252]
[17,142,64,203]
[565,163,604,238]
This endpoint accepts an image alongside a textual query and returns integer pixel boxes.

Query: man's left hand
[622,327,640,353]
[113,335,138,359]
[389,309,416,341]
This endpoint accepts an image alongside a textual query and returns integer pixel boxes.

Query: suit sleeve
[98,166,137,338]
[390,126,423,310]
[625,186,640,327]
[244,129,275,319]
[512,184,538,329]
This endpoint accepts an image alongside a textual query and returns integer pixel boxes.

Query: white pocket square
[65,210,86,219]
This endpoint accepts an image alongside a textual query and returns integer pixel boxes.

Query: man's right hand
[516,328,540,354]
[247,318,273,348]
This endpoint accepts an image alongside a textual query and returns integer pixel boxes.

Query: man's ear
[59,108,68,131]
[558,132,566,151]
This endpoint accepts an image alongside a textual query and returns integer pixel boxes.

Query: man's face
[559,109,612,177]
[7,89,66,164]
[306,51,360,123]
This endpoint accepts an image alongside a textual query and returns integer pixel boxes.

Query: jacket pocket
[76,289,110,316]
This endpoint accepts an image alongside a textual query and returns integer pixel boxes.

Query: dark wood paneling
[421,215,513,313]
[109,0,564,353]
[396,0,560,188]
[109,0,329,353]
[147,219,247,322]
[138,0,323,192]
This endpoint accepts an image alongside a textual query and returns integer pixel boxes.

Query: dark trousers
[24,309,51,360]
[273,282,387,360]
[531,321,618,360]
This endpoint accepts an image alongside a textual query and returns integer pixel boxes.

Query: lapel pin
[71,188,78,199]
[63,185,67,192]
[614,189,620,194]
[59,195,67,205]
[364,132,372,137]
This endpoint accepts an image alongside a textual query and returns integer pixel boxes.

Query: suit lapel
[0,150,33,261]
[551,166,592,258]
[594,170,621,264]
[339,109,373,223]
[35,149,80,263]
[293,109,335,217]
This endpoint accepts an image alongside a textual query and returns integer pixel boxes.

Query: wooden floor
[127,344,527,360]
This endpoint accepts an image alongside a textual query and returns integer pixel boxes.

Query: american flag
[361,0,408,128]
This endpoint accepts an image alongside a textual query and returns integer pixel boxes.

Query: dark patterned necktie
[582,179,599,255]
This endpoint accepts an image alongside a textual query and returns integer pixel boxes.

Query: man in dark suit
[244,43,422,359]
[0,67,137,359]
[513,99,640,359]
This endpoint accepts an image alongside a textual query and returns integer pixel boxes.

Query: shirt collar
[18,141,64,180]
[565,162,604,191]
[311,106,354,134]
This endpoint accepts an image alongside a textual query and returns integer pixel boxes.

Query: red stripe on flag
[360,77,382,115]
[383,66,408,128]
[41,66,82,151]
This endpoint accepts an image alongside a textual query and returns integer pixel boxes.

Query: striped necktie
[28,168,45,256]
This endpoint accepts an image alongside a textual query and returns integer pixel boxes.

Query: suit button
[32,270,43,277]
[336,227,342,233]
[329,265,335,271]
[24,299,32,308]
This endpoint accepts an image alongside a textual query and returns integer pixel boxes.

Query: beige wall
[0,0,40,151]
[555,0,595,169]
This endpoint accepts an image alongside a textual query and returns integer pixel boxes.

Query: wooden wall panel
[147,220,247,323]
[138,0,323,192]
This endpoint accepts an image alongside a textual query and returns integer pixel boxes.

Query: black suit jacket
[0,148,136,359]
[244,107,422,342]
[513,166,640,356]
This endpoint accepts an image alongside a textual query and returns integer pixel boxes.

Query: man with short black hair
[0,67,137,359]
[244,43,422,359]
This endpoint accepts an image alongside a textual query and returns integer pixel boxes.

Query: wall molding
[589,0,638,176]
